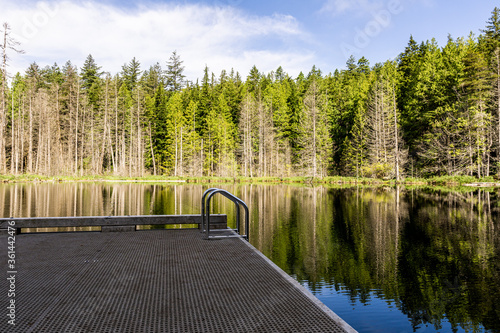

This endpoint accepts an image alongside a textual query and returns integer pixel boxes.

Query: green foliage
[3,7,500,179]
[80,54,102,109]
[165,51,185,92]
[121,57,141,92]
[362,163,393,179]
[481,7,500,54]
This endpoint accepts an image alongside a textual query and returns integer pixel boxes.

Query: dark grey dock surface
[1,228,356,333]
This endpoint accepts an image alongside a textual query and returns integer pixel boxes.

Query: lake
[1,182,499,332]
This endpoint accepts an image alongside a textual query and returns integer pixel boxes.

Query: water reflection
[0,183,499,332]
[0,182,212,217]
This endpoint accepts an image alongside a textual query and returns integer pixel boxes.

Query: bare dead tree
[239,93,257,177]
[1,22,24,173]
[492,48,500,174]
[366,73,407,179]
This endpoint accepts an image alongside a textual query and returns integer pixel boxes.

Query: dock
[1,215,356,333]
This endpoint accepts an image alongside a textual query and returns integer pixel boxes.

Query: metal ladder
[201,188,249,241]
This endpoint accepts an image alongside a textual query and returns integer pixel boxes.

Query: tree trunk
[28,94,33,173]
[1,25,7,173]
[312,82,317,178]
[393,87,400,182]
[174,120,178,177]
[75,82,80,175]
[10,92,14,174]
[148,122,155,175]
[496,48,500,174]
[137,89,142,177]
[180,126,183,177]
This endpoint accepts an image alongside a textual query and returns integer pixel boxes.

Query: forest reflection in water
[0,182,499,332]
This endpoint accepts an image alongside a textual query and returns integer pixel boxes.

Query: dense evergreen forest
[1,8,500,179]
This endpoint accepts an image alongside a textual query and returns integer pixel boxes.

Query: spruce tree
[481,7,500,55]
[121,57,142,92]
[80,54,102,110]
[165,51,185,92]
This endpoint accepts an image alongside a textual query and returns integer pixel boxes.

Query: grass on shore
[0,173,498,187]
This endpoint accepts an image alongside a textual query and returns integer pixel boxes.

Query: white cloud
[320,0,386,16]
[0,0,313,81]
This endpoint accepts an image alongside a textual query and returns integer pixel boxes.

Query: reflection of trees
[326,187,404,302]
[399,188,499,332]
[244,185,500,332]
[238,185,336,286]
[1,183,499,331]
[246,185,405,298]
[0,183,209,218]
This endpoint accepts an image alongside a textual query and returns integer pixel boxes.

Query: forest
[0,8,499,179]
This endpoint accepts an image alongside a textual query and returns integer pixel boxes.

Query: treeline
[0,8,500,178]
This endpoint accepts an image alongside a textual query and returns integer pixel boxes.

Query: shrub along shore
[0,174,499,187]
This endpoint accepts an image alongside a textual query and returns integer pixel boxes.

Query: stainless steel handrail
[201,187,241,233]
[201,188,220,233]
[202,188,240,233]
[201,188,249,241]
[206,189,249,241]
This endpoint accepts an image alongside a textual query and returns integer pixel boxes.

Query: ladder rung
[207,235,247,239]
[199,229,238,233]
[208,228,238,233]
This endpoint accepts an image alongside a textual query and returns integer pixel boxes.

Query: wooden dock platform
[1,216,356,333]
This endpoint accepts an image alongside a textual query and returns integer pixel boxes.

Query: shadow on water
[0,182,499,332]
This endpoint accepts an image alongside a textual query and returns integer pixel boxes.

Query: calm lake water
[1,182,499,333]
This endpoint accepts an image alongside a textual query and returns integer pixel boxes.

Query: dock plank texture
[1,229,356,332]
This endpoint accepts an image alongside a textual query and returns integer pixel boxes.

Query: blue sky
[0,0,497,81]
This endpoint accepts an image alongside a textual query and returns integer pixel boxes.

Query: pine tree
[165,51,185,92]
[482,7,500,175]
[81,55,101,89]
[197,66,213,134]
[215,93,237,176]
[491,47,500,175]
[182,100,202,176]
[397,36,423,153]
[206,93,236,176]
[285,77,302,167]
[80,54,102,111]
[217,69,242,124]
[343,105,367,178]
[418,105,470,175]
[149,84,169,174]
[481,7,500,55]
[165,92,186,176]
[116,83,133,175]
[142,63,164,96]
[329,57,371,175]
[246,65,261,94]
[265,74,292,176]
[121,57,142,92]
[461,38,493,176]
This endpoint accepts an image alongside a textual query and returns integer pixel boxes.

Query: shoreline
[0,174,499,188]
